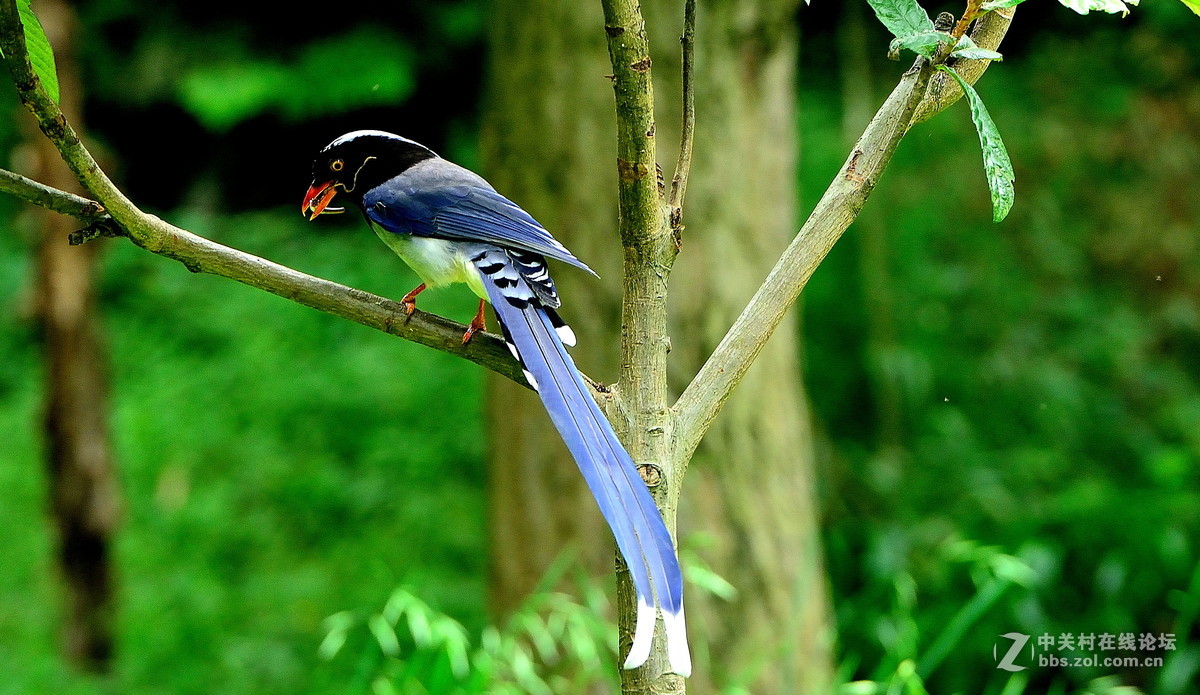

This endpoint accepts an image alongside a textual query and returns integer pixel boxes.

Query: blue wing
[468,245,690,677]
[362,166,595,275]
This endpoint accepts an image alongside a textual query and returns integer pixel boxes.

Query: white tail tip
[663,606,691,677]
[623,599,656,670]
[555,323,577,347]
[622,601,691,677]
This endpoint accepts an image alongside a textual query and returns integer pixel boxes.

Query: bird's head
[302,130,437,219]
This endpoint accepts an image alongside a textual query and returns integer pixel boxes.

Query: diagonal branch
[672,9,1015,463]
[0,0,529,388]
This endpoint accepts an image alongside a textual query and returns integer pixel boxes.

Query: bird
[301,130,690,676]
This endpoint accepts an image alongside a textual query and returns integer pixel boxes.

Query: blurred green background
[0,1,1197,694]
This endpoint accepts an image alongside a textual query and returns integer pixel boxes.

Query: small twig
[68,217,123,245]
[667,0,695,215]
[950,0,987,40]
[0,166,106,221]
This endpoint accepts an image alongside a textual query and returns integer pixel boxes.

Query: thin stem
[667,0,696,214]
[950,0,987,40]
[0,167,106,221]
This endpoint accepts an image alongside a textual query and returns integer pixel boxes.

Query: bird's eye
[330,159,345,172]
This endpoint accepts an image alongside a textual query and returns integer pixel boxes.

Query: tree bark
[482,0,833,689]
[27,0,120,671]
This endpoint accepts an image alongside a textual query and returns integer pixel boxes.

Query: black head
[302,130,437,219]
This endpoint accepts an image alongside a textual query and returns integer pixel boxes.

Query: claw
[462,299,488,344]
[400,283,426,317]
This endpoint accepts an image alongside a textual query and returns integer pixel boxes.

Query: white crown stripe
[323,130,427,152]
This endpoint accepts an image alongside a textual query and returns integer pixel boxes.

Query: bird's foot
[461,299,487,345]
[400,283,427,318]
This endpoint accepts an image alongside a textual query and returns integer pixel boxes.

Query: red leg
[400,283,426,316]
[462,299,487,345]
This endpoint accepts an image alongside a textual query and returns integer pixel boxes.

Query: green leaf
[1057,0,1139,16]
[889,30,953,59]
[981,0,1029,9]
[15,0,59,102]
[317,611,355,660]
[951,35,1004,61]
[368,614,401,657]
[317,629,348,661]
[685,562,739,601]
[866,0,935,39]
[405,605,433,646]
[1179,0,1200,16]
[938,66,1015,223]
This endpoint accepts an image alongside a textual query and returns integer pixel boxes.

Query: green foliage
[938,65,1015,222]
[14,0,58,102]
[318,548,741,694]
[866,0,934,40]
[1058,0,1139,15]
[0,209,491,695]
[951,35,1004,62]
[682,555,739,602]
[321,576,620,694]
[887,33,1006,63]
[981,0,1029,10]
[888,30,952,60]
[178,28,416,131]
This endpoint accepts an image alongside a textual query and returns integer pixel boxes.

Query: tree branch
[0,0,529,388]
[672,8,1015,462]
[0,166,106,221]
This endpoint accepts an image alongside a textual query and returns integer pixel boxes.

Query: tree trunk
[27,0,120,671]
[482,0,833,690]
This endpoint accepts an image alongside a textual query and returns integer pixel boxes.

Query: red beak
[301,181,343,219]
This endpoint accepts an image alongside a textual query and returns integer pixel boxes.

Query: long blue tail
[475,249,690,676]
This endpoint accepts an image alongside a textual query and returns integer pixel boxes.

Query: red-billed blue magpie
[302,130,690,676]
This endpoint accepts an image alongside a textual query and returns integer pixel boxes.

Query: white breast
[372,225,487,300]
